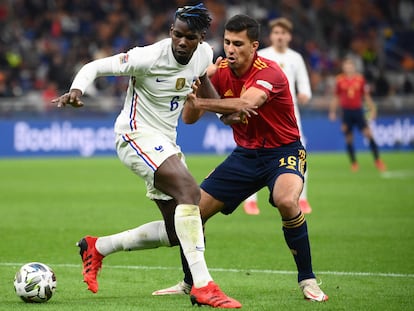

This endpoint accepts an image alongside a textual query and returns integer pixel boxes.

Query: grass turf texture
[0,151,413,310]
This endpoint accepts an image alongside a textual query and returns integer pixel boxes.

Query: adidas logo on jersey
[224,89,234,97]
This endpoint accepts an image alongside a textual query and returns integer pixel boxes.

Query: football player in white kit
[243,17,313,215]
[52,3,250,308]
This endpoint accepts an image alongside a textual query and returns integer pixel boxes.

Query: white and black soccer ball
[14,262,57,303]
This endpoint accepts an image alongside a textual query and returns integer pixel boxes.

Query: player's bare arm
[52,89,84,108]
[197,73,220,99]
[240,86,267,107]
[182,73,220,124]
[220,86,266,125]
[184,96,257,121]
[188,92,258,114]
[182,79,258,124]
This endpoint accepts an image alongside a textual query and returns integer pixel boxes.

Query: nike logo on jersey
[156,78,167,82]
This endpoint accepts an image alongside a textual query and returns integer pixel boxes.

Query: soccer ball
[14,262,57,303]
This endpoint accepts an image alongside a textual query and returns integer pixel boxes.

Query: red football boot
[77,236,104,293]
[190,281,242,308]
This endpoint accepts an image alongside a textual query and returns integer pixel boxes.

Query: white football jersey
[258,47,311,105]
[71,38,213,142]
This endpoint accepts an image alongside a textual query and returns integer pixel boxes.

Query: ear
[252,40,259,52]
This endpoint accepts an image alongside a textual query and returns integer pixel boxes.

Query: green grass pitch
[0,151,413,310]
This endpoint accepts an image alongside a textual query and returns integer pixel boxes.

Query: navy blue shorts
[200,140,306,215]
[342,108,368,133]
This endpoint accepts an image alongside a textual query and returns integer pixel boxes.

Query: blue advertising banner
[0,118,117,157]
[0,115,413,158]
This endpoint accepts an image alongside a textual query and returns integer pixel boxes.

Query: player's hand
[239,106,257,118]
[51,89,84,108]
[185,91,197,109]
[207,56,223,78]
[220,109,254,125]
[191,78,201,94]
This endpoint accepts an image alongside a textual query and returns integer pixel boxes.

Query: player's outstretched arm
[189,97,257,115]
[52,55,122,109]
[183,82,258,124]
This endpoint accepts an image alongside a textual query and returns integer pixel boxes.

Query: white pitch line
[381,170,414,179]
[1,262,413,278]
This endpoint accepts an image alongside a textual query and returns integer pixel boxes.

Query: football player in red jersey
[329,57,386,172]
[155,14,328,302]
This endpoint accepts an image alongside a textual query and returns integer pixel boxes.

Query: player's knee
[275,196,298,212]
[176,182,200,205]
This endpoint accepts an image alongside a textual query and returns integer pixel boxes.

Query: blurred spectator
[0,71,10,96]
[401,53,414,71]
[0,0,412,100]
[402,74,413,95]
[374,70,390,97]
[398,0,414,27]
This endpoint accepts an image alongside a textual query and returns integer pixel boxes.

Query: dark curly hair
[174,3,212,33]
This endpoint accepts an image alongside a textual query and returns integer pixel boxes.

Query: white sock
[95,220,170,256]
[174,204,212,288]
[245,192,258,203]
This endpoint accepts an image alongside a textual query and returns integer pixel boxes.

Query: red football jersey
[211,55,300,148]
[335,73,366,109]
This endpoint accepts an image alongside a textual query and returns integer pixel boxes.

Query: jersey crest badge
[176,78,186,90]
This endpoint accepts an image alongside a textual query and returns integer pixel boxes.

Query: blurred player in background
[329,57,386,172]
[51,3,253,308]
[243,17,313,215]
[155,14,328,302]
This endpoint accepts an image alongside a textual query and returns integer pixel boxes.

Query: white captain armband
[256,79,273,91]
